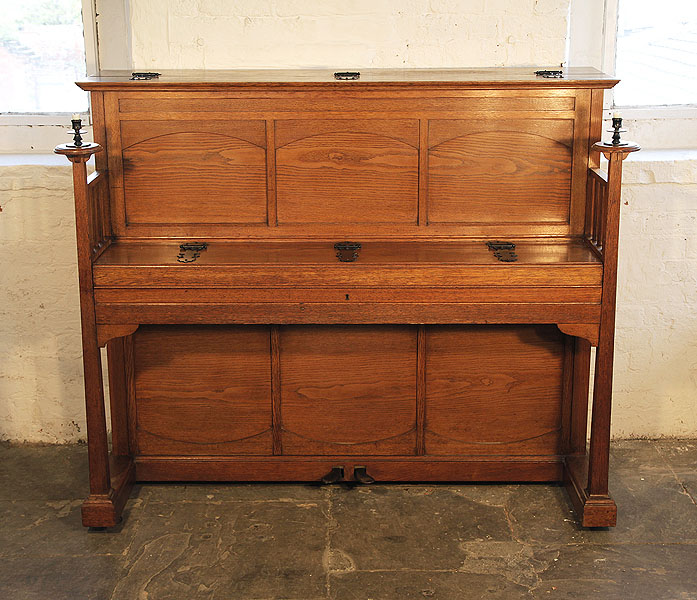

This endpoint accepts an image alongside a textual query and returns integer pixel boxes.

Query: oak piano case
[55,68,638,528]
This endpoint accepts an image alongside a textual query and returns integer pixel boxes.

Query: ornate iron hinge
[177,241,208,263]
[334,241,362,262]
[334,71,360,80]
[535,69,563,78]
[130,72,161,80]
[486,241,518,262]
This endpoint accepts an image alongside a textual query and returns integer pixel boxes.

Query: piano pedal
[353,466,375,485]
[320,466,345,485]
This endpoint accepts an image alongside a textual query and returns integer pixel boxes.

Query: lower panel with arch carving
[127,323,568,460]
[133,325,273,455]
[425,325,565,456]
[279,325,417,456]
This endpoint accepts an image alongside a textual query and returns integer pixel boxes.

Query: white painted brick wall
[613,153,697,438]
[1,1,696,441]
[0,163,86,442]
[129,0,570,69]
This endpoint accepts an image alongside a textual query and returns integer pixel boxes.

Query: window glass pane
[615,0,697,106]
[0,0,88,113]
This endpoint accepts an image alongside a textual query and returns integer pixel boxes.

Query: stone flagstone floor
[0,440,695,599]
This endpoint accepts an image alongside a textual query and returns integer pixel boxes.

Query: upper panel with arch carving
[427,119,574,225]
[119,120,268,225]
[275,120,419,225]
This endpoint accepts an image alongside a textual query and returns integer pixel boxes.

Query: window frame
[602,0,697,118]
[0,0,99,126]
[3,0,696,129]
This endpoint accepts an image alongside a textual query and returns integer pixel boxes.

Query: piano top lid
[76,67,619,91]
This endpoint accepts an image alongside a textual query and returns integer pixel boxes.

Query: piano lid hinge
[334,71,360,80]
[534,69,564,78]
[486,240,518,262]
[131,72,161,80]
[177,241,208,263]
[334,241,362,262]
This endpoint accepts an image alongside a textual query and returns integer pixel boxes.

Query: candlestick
[69,117,84,147]
[611,117,623,146]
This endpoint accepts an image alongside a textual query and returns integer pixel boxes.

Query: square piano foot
[564,454,617,528]
[81,456,135,528]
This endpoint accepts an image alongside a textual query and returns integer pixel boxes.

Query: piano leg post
[80,335,135,528]
[564,452,617,528]
[568,148,634,527]
[564,321,617,528]
[64,155,135,527]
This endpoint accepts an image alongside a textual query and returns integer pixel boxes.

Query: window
[0,0,88,114]
[614,0,697,107]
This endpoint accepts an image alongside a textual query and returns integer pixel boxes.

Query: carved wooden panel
[133,325,272,455]
[275,120,419,224]
[279,325,417,455]
[120,120,267,224]
[425,325,564,455]
[427,119,573,224]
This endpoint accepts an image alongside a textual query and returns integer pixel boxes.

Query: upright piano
[55,68,639,528]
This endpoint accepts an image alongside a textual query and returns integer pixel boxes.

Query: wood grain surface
[133,326,272,455]
[279,326,417,455]
[57,69,633,528]
[428,120,573,224]
[276,128,419,224]
[76,67,619,90]
[122,131,267,224]
[425,325,564,455]
[102,89,590,238]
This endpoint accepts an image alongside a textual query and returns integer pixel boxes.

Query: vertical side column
[107,337,130,457]
[569,337,592,455]
[271,326,283,455]
[266,120,278,226]
[56,142,132,527]
[583,141,640,525]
